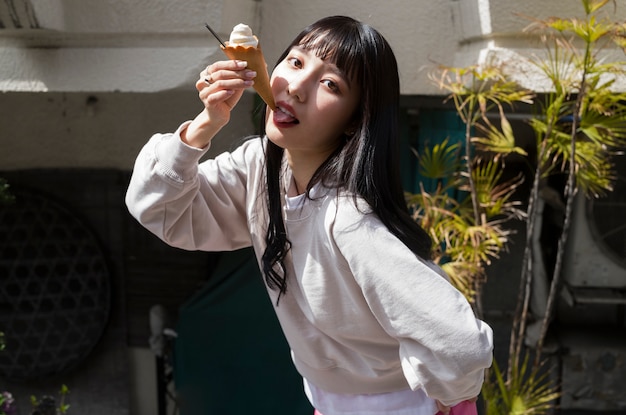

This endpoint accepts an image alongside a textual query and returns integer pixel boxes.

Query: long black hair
[260,16,432,300]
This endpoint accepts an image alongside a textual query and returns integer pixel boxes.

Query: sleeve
[333,206,493,406]
[125,122,258,252]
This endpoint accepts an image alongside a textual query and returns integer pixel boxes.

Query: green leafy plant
[514,0,626,373]
[409,0,626,413]
[0,333,12,415]
[30,385,70,415]
[410,63,532,309]
[1,333,70,415]
[481,353,560,415]
[0,392,16,415]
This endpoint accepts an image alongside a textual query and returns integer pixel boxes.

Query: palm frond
[472,120,529,157]
[439,260,482,300]
[456,159,527,220]
[443,217,510,266]
[482,354,560,415]
[416,138,463,181]
[582,0,612,14]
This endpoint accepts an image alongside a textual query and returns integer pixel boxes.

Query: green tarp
[173,247,313,415]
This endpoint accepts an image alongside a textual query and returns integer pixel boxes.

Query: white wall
[0,0,256,92]
[2,0,624,95]
[0,90,255,170]
[128,347,158,415]
[257,0,460,96]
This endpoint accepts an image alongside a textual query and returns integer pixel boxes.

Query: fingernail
[244,80,254,86]
[236,61,247,68]
[245,70,257,78]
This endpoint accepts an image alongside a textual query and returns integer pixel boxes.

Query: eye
[288,56,303,68]
[322,79,340,93]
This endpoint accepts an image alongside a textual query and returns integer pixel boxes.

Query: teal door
[173,247,313,415]
[400,108,467,195]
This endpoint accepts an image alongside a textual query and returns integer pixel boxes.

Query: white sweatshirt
[125,122,494,407]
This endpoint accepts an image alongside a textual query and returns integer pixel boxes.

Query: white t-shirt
[304,378,438,415]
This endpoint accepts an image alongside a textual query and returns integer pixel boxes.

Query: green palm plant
[414,65,555,414]
[482,353,560,415]
[513,0,626,374]
[412,64,532,309]
[430,65,533,228]
[408,1,626,413]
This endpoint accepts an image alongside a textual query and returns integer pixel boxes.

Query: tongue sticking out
[274,107,299,124]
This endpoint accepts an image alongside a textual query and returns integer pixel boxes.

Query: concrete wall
[3,0,624,97]
[0,0,257,93]
[0,90,255,170]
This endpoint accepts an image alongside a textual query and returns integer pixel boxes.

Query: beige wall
[258,0,458,96]
[1,0,625,171]
[2,0,625,96]
[0,90,256,171]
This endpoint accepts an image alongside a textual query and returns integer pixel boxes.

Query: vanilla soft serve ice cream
[220,23,276,110]
[228,23,258,48]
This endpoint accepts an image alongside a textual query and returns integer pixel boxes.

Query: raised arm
[182,59,257,149]
[125,59,262,252]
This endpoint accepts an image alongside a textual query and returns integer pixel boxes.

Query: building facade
[1,1,625,414]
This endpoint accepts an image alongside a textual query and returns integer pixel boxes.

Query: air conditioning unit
[561,189,626,299]
[558,155,626,411]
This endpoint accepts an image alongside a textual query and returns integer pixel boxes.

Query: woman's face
[265,44,361,160]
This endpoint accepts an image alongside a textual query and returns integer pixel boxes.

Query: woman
[126,16,493,415]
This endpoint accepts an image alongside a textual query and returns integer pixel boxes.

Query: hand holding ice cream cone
[220,24,276,110]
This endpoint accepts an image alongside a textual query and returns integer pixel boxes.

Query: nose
[286,71,312,102]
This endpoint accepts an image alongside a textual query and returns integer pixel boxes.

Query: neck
[289,172,309,197]
[286,149,329,196]
[290,176,303,196]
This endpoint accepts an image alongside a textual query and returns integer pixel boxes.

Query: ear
[344,121,359,137]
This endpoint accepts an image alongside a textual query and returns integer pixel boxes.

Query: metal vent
[588,155,626,268]
[0,189,110,381]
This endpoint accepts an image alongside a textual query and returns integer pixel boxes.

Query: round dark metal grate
[0,189,110,381]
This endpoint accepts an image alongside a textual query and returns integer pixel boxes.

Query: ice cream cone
[221,40,276,110]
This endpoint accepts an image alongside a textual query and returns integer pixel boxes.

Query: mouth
[273,104,299,125]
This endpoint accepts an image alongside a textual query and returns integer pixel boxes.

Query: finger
[206,78,255,91]
[201,60,248,79]
[196,76,254,94]
[202,69,256,86]
[206,89,236,105]
[199,80,250,102]
[211,60,248,71]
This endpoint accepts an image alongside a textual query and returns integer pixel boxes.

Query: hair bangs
[297,25,364,87]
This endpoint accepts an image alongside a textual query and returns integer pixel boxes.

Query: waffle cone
[221,40,276,110]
